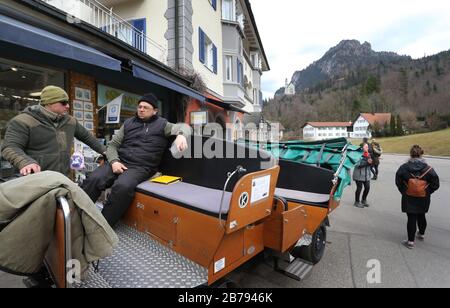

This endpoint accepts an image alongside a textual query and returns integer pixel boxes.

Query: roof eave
[243,0,270,71]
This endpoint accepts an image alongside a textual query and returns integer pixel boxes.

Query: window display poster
[84,102,93,112]
[74,110,84,121]
[75,88,91,102]
[97,84,142,112]
[84,112,94,121]
[84,121,94,131]
[73,100,84,110]
[83,89,91,102]
[75,87,84,100]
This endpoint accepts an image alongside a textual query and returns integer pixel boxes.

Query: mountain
[267,40,450,137]
[277,40,411,94]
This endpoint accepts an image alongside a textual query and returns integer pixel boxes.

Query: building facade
[302,122,352,141]
[350,113,391,139]
[90,0,269,140]
[284,78,295,96]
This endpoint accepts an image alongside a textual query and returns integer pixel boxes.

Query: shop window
[0,58,64,141]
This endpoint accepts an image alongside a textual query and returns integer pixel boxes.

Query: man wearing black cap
[82,93,190,226]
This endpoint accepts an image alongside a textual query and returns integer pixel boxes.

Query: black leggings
[407,213,427,242]
[355,181,370,202]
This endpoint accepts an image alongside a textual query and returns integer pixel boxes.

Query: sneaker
[402,240,415,249]
[416,233,425,241]
[362,200,370,207]
[353,202,364,208]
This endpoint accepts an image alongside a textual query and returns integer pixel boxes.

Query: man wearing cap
[81,93,191,227]
[1,86,106,177]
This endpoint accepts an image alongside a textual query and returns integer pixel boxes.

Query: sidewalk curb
[384,153,450,160]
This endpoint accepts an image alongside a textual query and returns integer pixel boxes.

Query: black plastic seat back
[159,136,274,192]
[277,159,334,195]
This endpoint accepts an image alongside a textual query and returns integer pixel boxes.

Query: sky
[249,0,450,99]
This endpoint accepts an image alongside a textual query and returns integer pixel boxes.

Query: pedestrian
[353,143,373,208]
[395,145,440,249]
[1,86,105,177]
[371,139,383,180]
[81,93,191,227]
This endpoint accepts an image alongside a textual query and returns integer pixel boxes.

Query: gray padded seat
[136,181,232,216]
[275,188,330,204]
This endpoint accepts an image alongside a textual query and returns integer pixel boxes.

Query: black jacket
[395,159,440,214]
[117,115,168,171]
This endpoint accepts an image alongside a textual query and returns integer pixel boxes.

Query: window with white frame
[251,53,260,69]
[237,59,244,86]
[207,42,214,70]
[222,0,235,21]
[225,56,233,81]
[199,28,217,74]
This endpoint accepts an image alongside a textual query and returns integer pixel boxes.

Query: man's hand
[174,135,188,152]
[20,163,41,176]
[111,162,128,174]
[368,158,373,165]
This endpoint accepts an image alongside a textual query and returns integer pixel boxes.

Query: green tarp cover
[244,138,362,200]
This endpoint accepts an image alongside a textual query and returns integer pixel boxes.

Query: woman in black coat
[395,145,440,249]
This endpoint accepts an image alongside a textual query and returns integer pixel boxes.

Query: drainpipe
[174,0,180,71]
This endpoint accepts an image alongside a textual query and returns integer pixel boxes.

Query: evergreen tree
[363,75,380,95]
[373,121,381,137]
[390,114,396,136]
[384,122,390,137]
[396,114,404,136]
[399,68,409,104]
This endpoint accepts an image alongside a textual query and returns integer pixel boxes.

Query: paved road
[1,155,449,288]
[228,155,450,288]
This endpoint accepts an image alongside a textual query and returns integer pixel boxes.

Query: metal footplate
[77,224,208,288]
[267,250,314,282]
[279,258,314,281]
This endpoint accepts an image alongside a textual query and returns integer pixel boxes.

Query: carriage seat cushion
[275,188,330,205]
[136,181,232,216]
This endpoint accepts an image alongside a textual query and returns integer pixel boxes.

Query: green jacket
[1,105,106,176]
[0,171,118,277]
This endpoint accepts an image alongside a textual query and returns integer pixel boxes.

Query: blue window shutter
[212,0,217,10]
[132,19,146,53]
[199,28,205,64]
[213,44,218,74]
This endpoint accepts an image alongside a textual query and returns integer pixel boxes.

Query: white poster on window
[251,175,271,204]
[105,94,123,124]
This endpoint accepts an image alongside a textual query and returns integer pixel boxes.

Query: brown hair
[410,145,424,158]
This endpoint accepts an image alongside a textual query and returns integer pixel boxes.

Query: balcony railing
[41,0,167,64]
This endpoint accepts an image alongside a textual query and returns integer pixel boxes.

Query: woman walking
[353,143,373,208]
[395,145,440,249]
